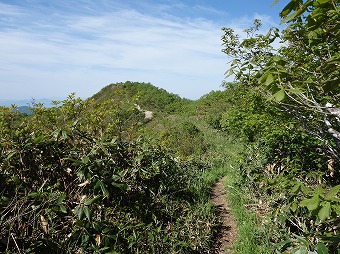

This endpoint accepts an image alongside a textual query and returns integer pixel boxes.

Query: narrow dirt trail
[211,177,238,254]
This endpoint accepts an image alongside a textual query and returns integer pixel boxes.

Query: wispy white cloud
[194,5,228,17]
[0,2,27,16]
[0,0,281,101]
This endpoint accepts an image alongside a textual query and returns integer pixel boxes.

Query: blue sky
[0,0,288,104]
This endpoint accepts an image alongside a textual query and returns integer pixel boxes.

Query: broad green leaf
[299,194,320,211]
[292,233,310,248]
[291,183,302,194]
[325,185,340,200]
[259,71,269,83]
[98,247,110,251]
[287,89,303,94]
[57,193,66,205]
[315,242,329,254]
[83,206,91,222]
[271,89,286,101]
[102,227,110,234]
[323,78,340,93]
[82,156,89,164]
[331,204,340,216]
[274,239,292,252]
[291,202,298,212]
[318,202,331,221]
[282,11,299,23]
[112,182,130,192]
[315,186,325,196]
[97,180,109,197]
[281,1,311,23]
[265,73,275,86]
[76,206,84,220]
[294,248,309,254]
[75,219,84,227]
[71,159,83,166]
[27,192,38,198]
[112,174,121,181]
[316,0,331,4]
[59,204,67,213]
[84,195,102,206]
[110,136,118,144]
[34,135,45,143]
[11,175,20,185]
[280,0,299,17]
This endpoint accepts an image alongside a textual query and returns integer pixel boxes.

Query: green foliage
[196,89,232,130]
[217,86,340,252]
[220,1,340,252]
[0,94,217,253]
[91,81,192,115]
[221,1,340,158]
[160,120,208,157]
[224,168,273,254]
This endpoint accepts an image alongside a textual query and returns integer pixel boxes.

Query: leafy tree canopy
[221,0,340,158]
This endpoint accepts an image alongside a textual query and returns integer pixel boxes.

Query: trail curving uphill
[211,177,238,254]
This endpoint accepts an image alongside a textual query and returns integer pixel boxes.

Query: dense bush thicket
[0,92,216,253]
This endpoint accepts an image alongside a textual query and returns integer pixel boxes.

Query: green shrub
[0,95,216,253]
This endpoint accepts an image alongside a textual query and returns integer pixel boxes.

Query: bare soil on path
[211,177,238,254]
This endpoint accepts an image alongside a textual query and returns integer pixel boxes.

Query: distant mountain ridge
[15,106,33,115]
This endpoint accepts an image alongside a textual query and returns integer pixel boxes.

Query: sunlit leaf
[33,135,45,143]
[299,194,320,211]
[57,193,66,205]
[325,185,340,200]
[59,204,67,213]
[318,202,331,221]
[287,89,303,94]
[40,215,48,234]
[27,192,38,198]
[82,156,89,164]
[269,89,286,101]
[316,0,331,4]
[315,242,329,254]
[84,195,102,206]
[112,182,130,192]
[83,206,91,222]
[265,74,275,87]
[280,0,299,17]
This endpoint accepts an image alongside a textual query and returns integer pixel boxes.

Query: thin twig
[11,233,22,254]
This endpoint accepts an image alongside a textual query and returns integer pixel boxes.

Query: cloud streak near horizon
[0,0,281,101]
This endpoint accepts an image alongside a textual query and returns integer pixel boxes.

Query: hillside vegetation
[91,81,192,115]
[0,85,219,253]
[1,0,339,253]
[218,0,340,253]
